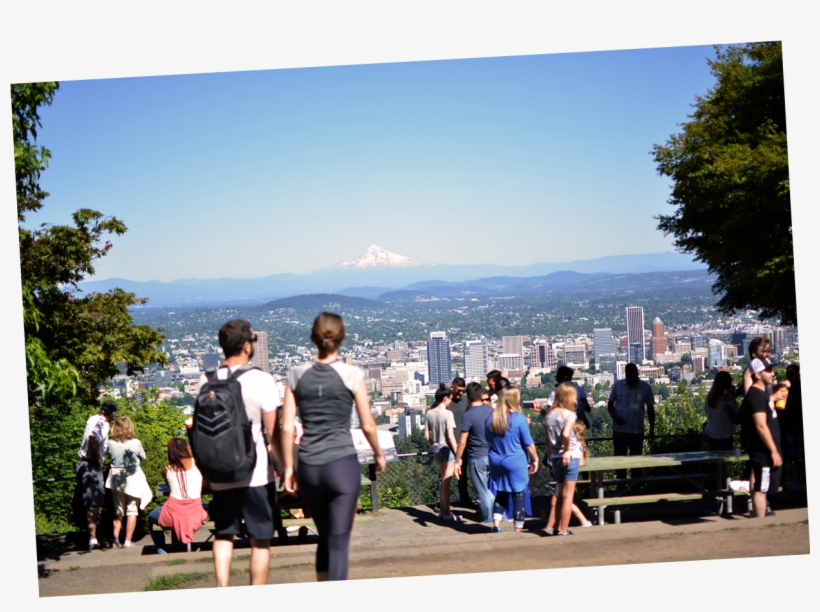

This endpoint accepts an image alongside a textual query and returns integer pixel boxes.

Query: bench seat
[583,492,703,507]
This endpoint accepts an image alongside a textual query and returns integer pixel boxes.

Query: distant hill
[258,293,382,312]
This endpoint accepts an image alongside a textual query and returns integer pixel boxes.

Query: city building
[593,328,617,364]
[202,353,220,370]
[502,336,525,358]
[708,339,726,368]
[626,307,646,362]
[252,331,269,372]
[398,414,421,440]
[639,365,666,380]
[616,361,628,381]
[690,334,705,350]
[599,353,625,375]
[427,331,452,385]
[628,342,643,365]
[464,340,489,381]
[693,355,706,373]
[497,353,524,372]
[769,327,787,355]
[563,343,589,369]
[530,341,557,371]
[651,317,667,359]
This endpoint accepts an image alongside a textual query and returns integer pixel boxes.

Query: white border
[2,1,817,610]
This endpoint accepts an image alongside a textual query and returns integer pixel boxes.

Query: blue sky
[29,45,719,282]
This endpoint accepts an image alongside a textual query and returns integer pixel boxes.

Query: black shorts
[209,484,274,540]
[751,460,782,494]
[75,459,104,508]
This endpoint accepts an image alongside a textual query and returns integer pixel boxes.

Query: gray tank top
[287,361,364,466]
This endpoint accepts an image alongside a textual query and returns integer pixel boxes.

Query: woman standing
[485,387,539,532]
[424,383,460,522]
[704,371,739,451]
[147,438,209,553]
[105,416,152,548]
[545,383,582,536]
[281,313,386,581]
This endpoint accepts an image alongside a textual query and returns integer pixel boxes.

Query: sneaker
[490,526,501,533]
[434,505,441,513]
[439,512,463,522]
[88,539,99,551]
[554,530,573,536]
[156,548,167,555]
[766,508,776,517]
[123,541,132,548]
[112,541,122,549]
[578,522,593,528]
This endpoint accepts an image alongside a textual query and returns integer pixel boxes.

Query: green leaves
[654,42,795,325]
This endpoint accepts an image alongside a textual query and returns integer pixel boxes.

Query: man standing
[446,377,471,507]
[741,358,783,517]
[76,399,118,550]
[607,363,655,481]
[545,366,591,428]
[454,383,495,523]
[781,364,805,490]
[198,320,283,587]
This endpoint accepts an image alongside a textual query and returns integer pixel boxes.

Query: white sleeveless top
[165,463,204,500]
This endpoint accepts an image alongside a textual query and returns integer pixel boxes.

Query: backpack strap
[230,364,261,381]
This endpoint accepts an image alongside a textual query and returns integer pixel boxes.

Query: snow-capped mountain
[333,245,422,270]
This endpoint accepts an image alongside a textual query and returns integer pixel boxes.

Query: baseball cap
[750,357,774,375]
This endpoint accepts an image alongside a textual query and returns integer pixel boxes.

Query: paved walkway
[37,504,810,596]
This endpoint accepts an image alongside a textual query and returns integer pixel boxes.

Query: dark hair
[748,336,770,359]
[219,319,254,358]
[432,383,452,407]
[100,399,118,417]
[556,365,574,382]
[167,438,193,499]
[625,363,639,376]
[707,371,734,408]
[786,364,800,378]
[465,382,484,403]
[451,377,466,388]
[486,370,501,382]
[310,312,346,357]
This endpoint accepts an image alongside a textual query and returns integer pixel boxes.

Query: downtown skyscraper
[593,328,617,363]
[464,340,489,381]
[625,306,646,363]
[427,331,452,385]
[252,331,270,372]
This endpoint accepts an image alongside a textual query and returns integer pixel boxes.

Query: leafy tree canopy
[654,42,795,325]
[14,82,167,407]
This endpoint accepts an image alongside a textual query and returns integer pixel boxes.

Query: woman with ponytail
[424,383,461,521]
[281,312,386,581]
[485,387,539,532]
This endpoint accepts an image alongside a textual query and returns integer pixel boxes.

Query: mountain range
[78,246,707,308]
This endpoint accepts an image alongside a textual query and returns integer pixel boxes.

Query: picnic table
[579,450,750,525]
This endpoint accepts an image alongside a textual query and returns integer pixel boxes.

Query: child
[545,418,593,533]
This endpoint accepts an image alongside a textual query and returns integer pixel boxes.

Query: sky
[27,45,720,282]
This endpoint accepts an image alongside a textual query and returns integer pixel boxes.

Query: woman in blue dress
[485,387,539,532]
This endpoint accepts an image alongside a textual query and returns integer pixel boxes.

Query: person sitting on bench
[148,438,209,553]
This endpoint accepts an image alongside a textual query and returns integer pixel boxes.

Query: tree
[15,83,167,407]
[654,42,795,325]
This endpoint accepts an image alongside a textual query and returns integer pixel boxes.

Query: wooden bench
[583,493,704,524]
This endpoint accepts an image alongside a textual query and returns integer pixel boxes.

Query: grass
[230,568,249,576]
[68,566,80,572]
[194,556,213,563]
[671,532,685,536]
[235,554,251,560]
[142,572,211,592]
[272,562,312,570]
[166,558,187,566]
[724,526,740,531]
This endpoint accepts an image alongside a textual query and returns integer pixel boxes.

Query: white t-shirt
[196,365,279,491]
[78,414,109,464]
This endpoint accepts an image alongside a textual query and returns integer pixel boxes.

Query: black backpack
[190,365,259,483]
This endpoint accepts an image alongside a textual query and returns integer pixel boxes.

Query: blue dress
[485,412,534,493]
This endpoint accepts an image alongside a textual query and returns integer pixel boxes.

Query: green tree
[654,42,795,324]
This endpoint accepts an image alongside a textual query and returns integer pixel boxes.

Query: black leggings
[297,453,361,580]
[493,491,526,526]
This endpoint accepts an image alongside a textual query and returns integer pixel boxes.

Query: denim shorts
[433,444,455,464]
[551,457,580,483]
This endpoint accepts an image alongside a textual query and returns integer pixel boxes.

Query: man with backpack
[193,320,283,587]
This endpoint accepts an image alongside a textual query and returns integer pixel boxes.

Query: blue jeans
[469,455,495,523]
[613,431,645,480]
[147,505,166,550]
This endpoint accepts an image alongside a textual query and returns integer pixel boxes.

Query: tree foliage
[14,82,167,407]
[654,42,795,325]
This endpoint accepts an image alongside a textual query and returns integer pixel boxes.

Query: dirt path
[38,521,809,595]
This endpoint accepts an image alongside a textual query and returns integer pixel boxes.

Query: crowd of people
[73,318,804,584]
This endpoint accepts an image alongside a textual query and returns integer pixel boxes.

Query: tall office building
[563,344,588,368]
[252,331,270,372]
[502,336,525,357]
[599,353,626,375]
[708,339,726,368]
[497,353,524,372]
[628,342,643,365]
[769,327,787,355]
[427,331,452,385]
[593,328,617,363]
[531,341,557,371]
[626,307,646,362]
[202,353,220,370]
[463,341,489,381]
[690,334,705,350]
[651,317,667,358]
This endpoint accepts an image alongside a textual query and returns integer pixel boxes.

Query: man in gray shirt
[607,363,655,481]
[446,377,472,508]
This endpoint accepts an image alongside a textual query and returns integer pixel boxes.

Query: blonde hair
[110,415,135,442]
[310,312,346,357]
[572,420,590,460]
[490,387,521,434]
[550,382,578,414]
